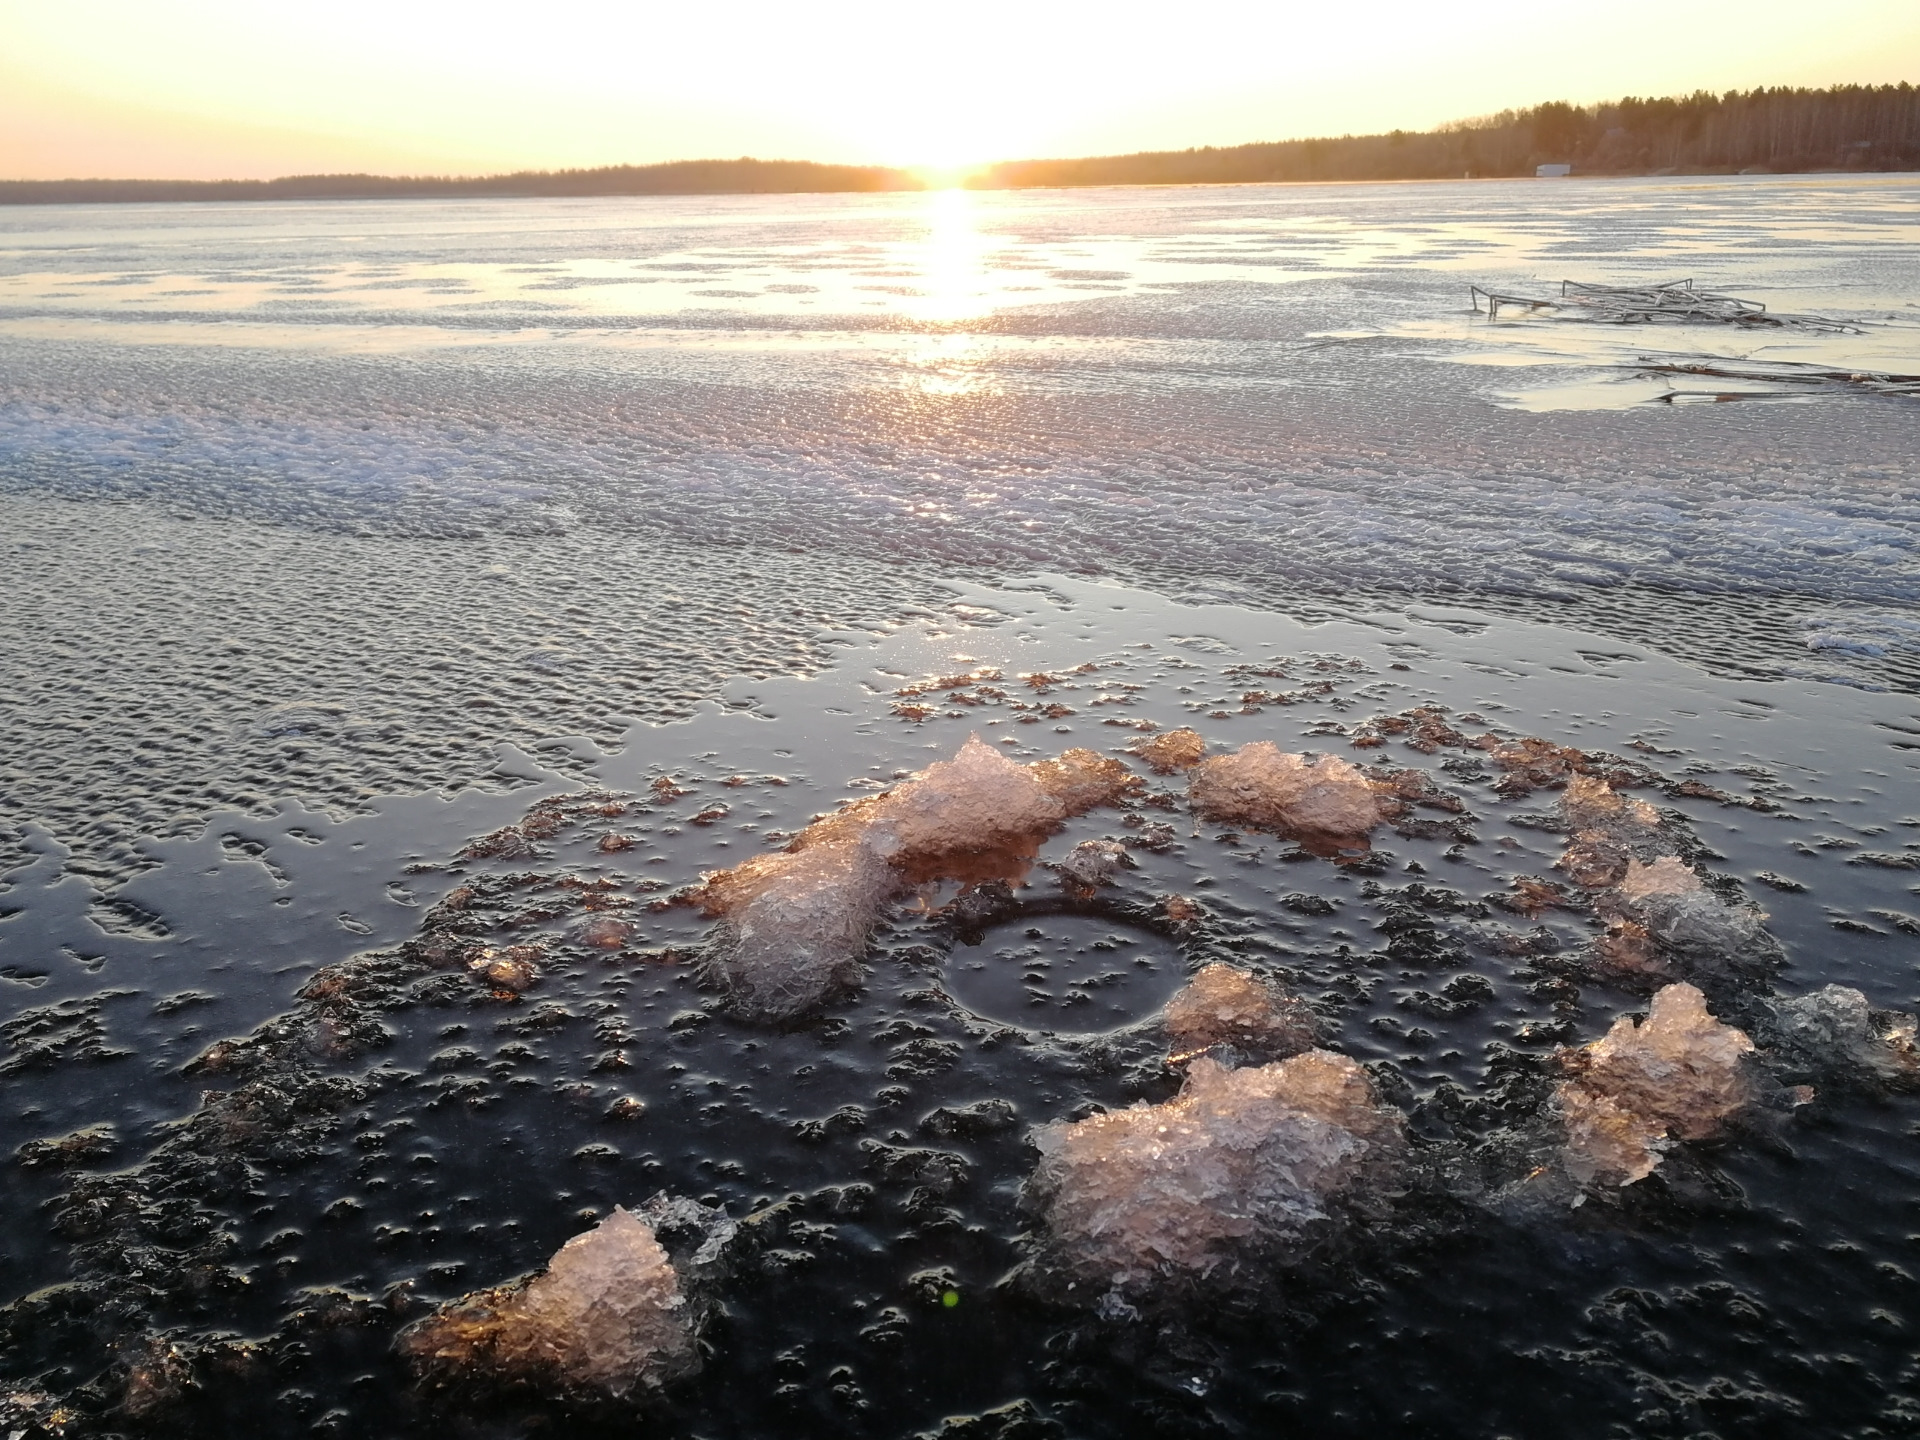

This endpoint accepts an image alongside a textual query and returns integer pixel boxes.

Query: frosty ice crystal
[1556,983,1756,1187]
[1164,963,1319,1064]
[399,1204,707,1404]
[697,736,1139,1019]
[1027,1050,1399,1302]
[1763,985,1920,1086]
[1188,743,1384,842]
[1052,839,1135,891]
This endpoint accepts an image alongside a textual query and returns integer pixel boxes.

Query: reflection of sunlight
[903,186,994,396]
[916,186,990,325]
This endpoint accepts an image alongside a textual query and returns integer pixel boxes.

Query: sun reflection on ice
[898,187,997,395]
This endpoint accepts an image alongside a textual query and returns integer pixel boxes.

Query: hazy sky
[4,0,1917,180]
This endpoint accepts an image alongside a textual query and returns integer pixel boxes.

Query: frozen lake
[1,177,1918,1437]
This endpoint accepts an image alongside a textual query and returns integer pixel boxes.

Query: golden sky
[3,0,1917,180]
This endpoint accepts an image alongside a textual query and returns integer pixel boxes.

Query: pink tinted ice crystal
[398,1206,698,1401]
[1188,742,1383,840]
[1164,962,1318,1062]
[696,735,1138,1020]
[1556,983,1755,1186]
[1029,1050,1398,1297]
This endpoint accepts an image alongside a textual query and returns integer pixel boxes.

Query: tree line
[976,83,1920,188]
[2,82,1914,204]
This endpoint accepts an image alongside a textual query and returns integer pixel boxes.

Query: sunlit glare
[3,0,1917,179]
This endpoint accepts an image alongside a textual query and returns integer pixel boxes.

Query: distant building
[1536,163,1572,178]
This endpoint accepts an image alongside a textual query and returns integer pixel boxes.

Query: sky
[3,0,1918,181]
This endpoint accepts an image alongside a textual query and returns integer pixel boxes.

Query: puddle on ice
[2,573,1917,1438]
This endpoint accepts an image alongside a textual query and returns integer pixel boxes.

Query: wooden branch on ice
[1470,280,1858,332]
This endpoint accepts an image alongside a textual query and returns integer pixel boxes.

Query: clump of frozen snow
[1556,983,1755,1186]
[1128,727,1207,774]
[1761,985,1919,1086]
[1028,747,1143,815]
[1052,839,1134,891]
[1604,858,1780,984]
[1165,963,1319,1063]
[1188,743,1383,841]
[1026,1050,1399,1302]
[699,841,895,1022]
[1558,773,1669,888]
[399,1199,730,1405]
[867,735,1068,865]
[694,736,1140,1019]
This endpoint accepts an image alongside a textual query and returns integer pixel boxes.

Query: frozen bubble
[1188,742,1383,842]
[1556,983,1755,1187]
[1026,1050,1399,1301]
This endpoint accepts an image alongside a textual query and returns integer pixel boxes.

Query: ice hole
[941,914,1185,1033]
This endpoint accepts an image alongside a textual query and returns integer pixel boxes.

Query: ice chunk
[866,735,1067,865]
[1558,774,1667,887]
[1128,727,1207,774]
[1165,963,1318,1063]
[1556,983,1755,1186]
[699,840,894,1021]
[1027,1050,1398,1299]
[1616,855,1704,901]
[1763,985,1919,1085]
[1027,747,1142,815]
[1052,839,1134,891]
[693,736,1139,1020]
[1188,742,1384,841]
[1601,858,1780,983]
[398,1201,716,1404]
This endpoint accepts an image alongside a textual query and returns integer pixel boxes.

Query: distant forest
[977,83,1920,188]
[3,83,1916,204]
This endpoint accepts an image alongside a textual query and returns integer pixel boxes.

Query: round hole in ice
[941,913,1186,1034]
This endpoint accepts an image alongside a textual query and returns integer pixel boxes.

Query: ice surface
[1188,743,1383,841]
[1028,1050,1398,1299]
[1557,983,1756,1186]
[1165,963,1319,1063]
[398,1204,700,1403]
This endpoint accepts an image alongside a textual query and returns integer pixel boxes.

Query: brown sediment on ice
[1555,983,1755,1186]
[1165,962,1319,1064]
[689,735,1141,1020]
[1025,1049,1400,1303]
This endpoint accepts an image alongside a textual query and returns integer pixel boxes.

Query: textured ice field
[3,181,1920,1439]
[2,177,1916,687]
